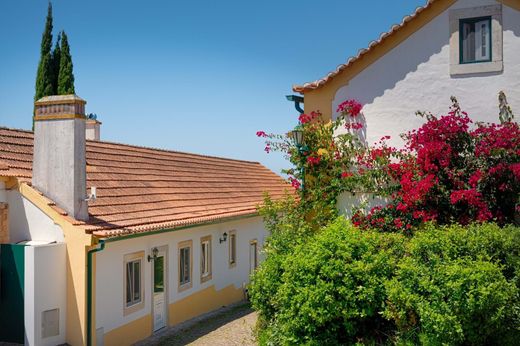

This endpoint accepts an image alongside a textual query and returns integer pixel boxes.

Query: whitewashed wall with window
[332,0,520,150]
[94,216,267,338]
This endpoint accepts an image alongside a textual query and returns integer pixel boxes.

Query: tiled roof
[0,127,291,238]
[292,0,443,93]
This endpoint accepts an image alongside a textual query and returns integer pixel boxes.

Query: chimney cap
[35,94,86,106]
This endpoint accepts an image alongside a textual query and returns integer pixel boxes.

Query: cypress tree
[50,33,61,94]
[57,31,75,95]
[34,2,54,101]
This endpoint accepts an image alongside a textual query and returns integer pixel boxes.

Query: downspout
[286,95,304,114]
[86,239,105,346]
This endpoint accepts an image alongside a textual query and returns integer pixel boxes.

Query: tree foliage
[34,2,54,101]
[57,31,75,95]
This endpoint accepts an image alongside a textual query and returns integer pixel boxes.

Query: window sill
[178,282,192,293]
[201,273,212,284]
[450,60,503,76]
[124,300,144,316]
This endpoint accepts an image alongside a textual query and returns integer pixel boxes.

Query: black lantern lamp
[147,247,159,262]
[219,232,228,243]
[290,127,308,193]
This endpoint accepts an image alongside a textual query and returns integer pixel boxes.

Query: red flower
[337,99,363,117]
[298,113,312,124]
[341,172,353,178]
[307,156,321,165]
[256,131,267,137]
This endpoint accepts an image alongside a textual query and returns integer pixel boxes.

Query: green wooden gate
[0,244,26,343]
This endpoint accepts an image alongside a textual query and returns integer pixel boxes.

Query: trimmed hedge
[250,220,520,345]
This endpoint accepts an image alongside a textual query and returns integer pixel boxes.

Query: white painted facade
[0,184,63,243]
[7,190,63,243]
[336,192,390,218]
[94,216,267,338]
[333,0,520,148]
[24,243,67,346]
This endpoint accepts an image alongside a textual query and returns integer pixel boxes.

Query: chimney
[86,114,101,141]
[33,95,89,221]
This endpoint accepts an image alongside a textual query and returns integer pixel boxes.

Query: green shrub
[252,218,406,345]
[385,223,520,345]
[251,221,520,345]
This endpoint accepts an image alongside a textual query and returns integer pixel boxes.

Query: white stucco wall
[333,0,520,148]
[5,190,64,243]
[95,216,267,335]
[337,192,390,218]
[24,243,67,346]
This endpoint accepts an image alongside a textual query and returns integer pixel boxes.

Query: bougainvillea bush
[257,99,393,229]
[353,98,520,233]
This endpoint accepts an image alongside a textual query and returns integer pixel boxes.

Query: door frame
[151,245,168,332]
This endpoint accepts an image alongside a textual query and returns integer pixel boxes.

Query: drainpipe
[286,95,304,114]
[86,239,105,346]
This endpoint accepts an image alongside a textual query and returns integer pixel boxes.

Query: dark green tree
[50,33,61,94]
[57,31,75,95]
[34,2,54,101]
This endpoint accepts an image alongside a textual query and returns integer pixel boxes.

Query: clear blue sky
[0,0,424,174]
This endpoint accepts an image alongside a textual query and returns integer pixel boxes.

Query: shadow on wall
[332,12,449,116]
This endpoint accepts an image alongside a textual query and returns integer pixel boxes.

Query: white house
[293,0,520,148]
[0,95,290,346]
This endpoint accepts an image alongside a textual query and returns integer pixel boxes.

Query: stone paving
[136,303,257,346]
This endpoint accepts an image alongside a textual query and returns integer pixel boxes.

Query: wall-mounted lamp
[219,232,228,243]
[147,247,159,262]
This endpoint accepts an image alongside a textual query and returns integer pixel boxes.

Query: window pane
[126,262,132,304]
[133,261,141,302]
[154,256,164,293]
[179,249,185,284]
[180,247,190,285]
[461,18,491,63]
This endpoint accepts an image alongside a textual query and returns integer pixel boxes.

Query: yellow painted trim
[501,0,520,11]
[35,99,86,106]
[17,182,95,346]
[302,0,457,119]
[34,114,86,121]
[103,314,152,346]
[169,284,244,326]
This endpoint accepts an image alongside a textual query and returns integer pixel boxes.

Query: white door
[152,249,167,332]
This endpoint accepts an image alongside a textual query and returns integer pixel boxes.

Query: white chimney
[86,116,101,141]
[32,95,89,221]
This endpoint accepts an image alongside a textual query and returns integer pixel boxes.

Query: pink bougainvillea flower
[256,131,267,137]
[337,99,363,117]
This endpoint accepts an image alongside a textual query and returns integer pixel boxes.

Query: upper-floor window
[460,17,491,64]
[449,4,502,76]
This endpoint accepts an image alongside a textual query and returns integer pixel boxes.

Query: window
[200,236,212,283]
[229,231,237,267]
[249,240,258,274]
[124,251,144,315]
[460,17,491,64]
[449,5,502,75]
[126,260,142,306]
[178,240,192,291]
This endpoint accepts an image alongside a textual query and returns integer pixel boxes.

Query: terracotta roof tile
[0,127,292,237]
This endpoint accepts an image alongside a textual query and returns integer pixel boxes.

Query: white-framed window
[449,5,502,75]
[249,239,258,275]
[229,230,237,268]
[200,235,212,283]
[124,251,144,315]
[460,17,491,64]
[178,240,192,291]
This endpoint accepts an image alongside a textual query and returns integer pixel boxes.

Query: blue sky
[0,0,424,174]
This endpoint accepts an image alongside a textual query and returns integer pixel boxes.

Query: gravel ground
[136,302,257,346]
